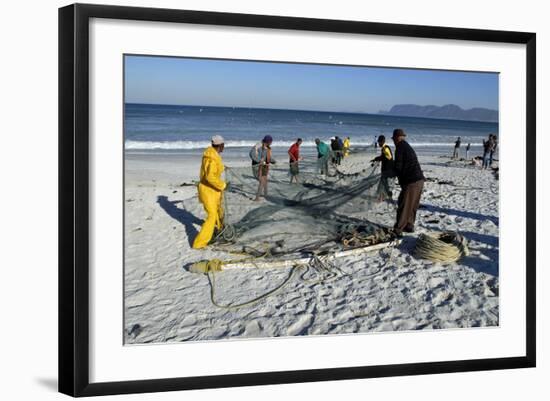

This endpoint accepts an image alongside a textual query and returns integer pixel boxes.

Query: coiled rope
[414,231,469,263]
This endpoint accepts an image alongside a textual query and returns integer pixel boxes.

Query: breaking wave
[124,140,483,150]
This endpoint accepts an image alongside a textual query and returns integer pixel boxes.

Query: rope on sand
[207,263,304,310]
[414,231,469,263]
[189,254,355,310]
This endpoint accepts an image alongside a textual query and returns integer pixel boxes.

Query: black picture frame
[59,3,536,397]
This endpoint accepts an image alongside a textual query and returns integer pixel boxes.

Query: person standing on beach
[334,136,344,165]
[482,134,494,169]
[288,138,302,183]
[250,135,275,201]
[330,137,338,164]
[192,135,227,249]
[452,137,461,159]
[371,135,394,201]
[374,136,378,149]
[392,129,425,235]
[466,143,471,160]
[315,138,330,175]
[343,136,351,157]
[249,135,274,178]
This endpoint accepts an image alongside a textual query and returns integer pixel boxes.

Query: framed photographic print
[58,3,536,397]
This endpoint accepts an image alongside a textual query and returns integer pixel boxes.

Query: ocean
[124,103,498,156]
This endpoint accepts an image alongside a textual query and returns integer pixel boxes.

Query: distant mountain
[379,104,498,122]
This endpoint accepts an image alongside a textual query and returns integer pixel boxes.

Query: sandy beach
[124,148,499,344]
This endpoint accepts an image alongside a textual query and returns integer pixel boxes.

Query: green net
[211,150,396,260]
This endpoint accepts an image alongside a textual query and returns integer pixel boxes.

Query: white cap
[330,137,336,140]
[211,135,224,145]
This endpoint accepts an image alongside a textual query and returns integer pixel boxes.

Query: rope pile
[339,226,396,249]
[414,231,469,263]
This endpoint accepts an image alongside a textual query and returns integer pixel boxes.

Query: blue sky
[124,55,499,114]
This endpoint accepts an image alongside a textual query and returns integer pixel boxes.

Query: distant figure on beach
[374,136,378,149]
[452,137,461,159]
[392,129,425,236]
[192,135,227,249]
[482,134,494,169]
[288,138,303,183]
[466,143,471,160]
[315,138,330,176]
[343,136,351,157]
[334,136,344,165]
[330,137,338,164]
[489,134,498,166]
[371,135,395,201]
[250,135,275,201]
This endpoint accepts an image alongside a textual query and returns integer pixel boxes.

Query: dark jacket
[393,140,425,187]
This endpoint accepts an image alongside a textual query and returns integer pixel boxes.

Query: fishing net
[210,149,397,261]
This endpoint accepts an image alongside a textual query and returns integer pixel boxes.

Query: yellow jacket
[199,146,226,193]
[381,143,393,161]
[343,138,350,156]
[193,147,226,249]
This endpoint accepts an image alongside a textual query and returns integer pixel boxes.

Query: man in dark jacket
[392,128,425,235]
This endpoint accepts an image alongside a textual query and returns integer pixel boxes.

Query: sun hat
[211,135,224,145]
[262,135,273,144]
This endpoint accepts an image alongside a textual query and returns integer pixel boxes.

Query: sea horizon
[125,102,499,125]
[124,103,499,155]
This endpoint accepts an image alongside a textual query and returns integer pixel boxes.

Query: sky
[124,55,499,114]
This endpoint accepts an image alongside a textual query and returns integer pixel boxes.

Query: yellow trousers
[192,184,224,249]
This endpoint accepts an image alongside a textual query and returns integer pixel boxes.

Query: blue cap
[262,135,273,144]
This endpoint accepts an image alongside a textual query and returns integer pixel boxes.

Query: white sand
[124,150,499,343]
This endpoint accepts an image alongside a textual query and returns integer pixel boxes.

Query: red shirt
[288,143,300,162]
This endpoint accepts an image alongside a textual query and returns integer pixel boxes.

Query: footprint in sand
[432,290,452,306]
[244,320,263,337]
[428,277,446,288]
[286,314,314,336]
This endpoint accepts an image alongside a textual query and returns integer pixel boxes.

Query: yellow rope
[189,259,224,274]
[414,231,469,263]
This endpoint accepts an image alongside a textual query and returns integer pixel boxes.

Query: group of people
[249,135,350,191]
[192,129,426,249]
[330,136,349,165]
[451,134,498,168]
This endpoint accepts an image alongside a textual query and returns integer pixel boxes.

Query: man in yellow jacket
[192,135,227,249]
[343,137,350,157]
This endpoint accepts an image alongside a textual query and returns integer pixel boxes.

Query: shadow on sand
[157,195,203,247]
[420,203,499,226]
[459,230,499,277]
